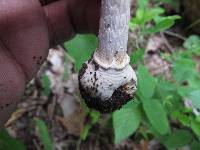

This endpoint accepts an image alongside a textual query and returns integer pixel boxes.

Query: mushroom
[78,0,137,113]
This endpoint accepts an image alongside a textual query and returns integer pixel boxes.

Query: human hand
[0,0,100,125]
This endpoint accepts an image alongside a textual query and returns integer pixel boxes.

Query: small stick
[163,31,186,41]
[160,32,174,53]
[78,0,137,113]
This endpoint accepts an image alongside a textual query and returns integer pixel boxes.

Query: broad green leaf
[135,9,146,25]
[184,35,200,49]
[184,35,200,55]
[190,141,200,150]
[191,120,200,137]
[33,119,53,150]
[0,129,26,150]
[154,15,181,24]
[157,79,176,92]
[196,116,200,123]
[164,130,193,149]
[145,15,181,33]
[188,90,200,109]
[135,8,164,26]
[172,58,196,83]
[144,8,164,23]
[113,101,141,144]
[137,65,155,99]
[179,114,191,127]
[189,78,200,89]
[64,34,98,72]
[156,78,176,100]
[143,99,169,134]
[137,0,148,9]
[178,86,192,97]
[177,78,200,97]
[129,17,140,29]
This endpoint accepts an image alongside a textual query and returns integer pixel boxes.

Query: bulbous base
[78,58,137,113]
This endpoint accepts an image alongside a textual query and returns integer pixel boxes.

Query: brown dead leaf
[56,109,85,136]
[5,108,26,127]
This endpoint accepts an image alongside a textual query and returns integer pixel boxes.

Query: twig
[160,32,174,53]
[33,139,41,150]
[76,138,82,150]
[163,31,186,41]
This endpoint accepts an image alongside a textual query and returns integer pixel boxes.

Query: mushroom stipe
[78,0,137,113]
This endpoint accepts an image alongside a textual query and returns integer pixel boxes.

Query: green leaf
[145,8,164,22]
[81,124,91,141]
[137,0,148,9]
[130,49,144,64]
[33,119,53,150]
[184,35,200,49]
[81,110,100,140]
[183,35,200,55]
[172,58,196,83]
[0,129,26,150]
[178,86,193,97]
[157,79,176,92]
[164,130,193,149]
[188,90,200,109]
[41,74,51,97]
[137,65,155,99]
[135,7,164,27]
[177,78,200,97]
[145,15,181,33]
[135,9,146,25]
[89,110,100,124]
[191,120,200,137]
[189,78,200,89]
[113,101,141,144]
[196,116,200,123]
[190,141,200,150]
[143,99,169,134]
[64,34,98,72]
[179,114,191,127]
[156,78,176,100]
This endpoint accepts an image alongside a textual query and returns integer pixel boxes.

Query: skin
[0,0,100,126]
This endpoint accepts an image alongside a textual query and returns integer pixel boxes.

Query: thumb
[0,42,26,126]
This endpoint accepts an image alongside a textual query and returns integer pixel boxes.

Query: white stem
[94,0,130,69]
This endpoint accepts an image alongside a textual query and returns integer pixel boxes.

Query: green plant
[112,33,200,148]
[0,129,26,150]
[129,0,180,50]
[80,110,100,141]
[64,34,98,72]
[130,0,180,34]
[32,119,53,150]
